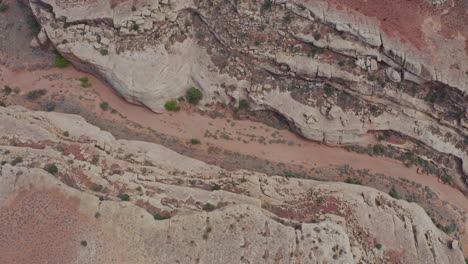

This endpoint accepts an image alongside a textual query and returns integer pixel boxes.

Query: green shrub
[80,241,87,247]
[375,243,382,249]
[26,89,47,101]
[100,49,108,55]
[94,212,101,218]
[297,4,306,11]
[63,131,69,137]
[100,102,109,111]
[164,100,180,111]
[238,99,250,110]
[3,85,12,95]
[190,139,201,144]
[44,164,58,175]
[372,144,385,155]
[313,32,321,41]
[94,185,103,192]
[0,3,10,12]
[55,53,70,68]
[211,184,221,191]
[118,193,130,201]
[79,77,91,87]
[186,87,203,105]
[262,0,272,9]
[203,203,216,212]
[11,157,23,166]
[344,178,362,185]
[154,213,171,220]
[389,188,400,199]
[132,24,139,31]
[136,186,142,192]
[283,12,293,23]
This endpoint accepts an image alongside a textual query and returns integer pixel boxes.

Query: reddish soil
[317,0,467,49]
[0,186,96,264]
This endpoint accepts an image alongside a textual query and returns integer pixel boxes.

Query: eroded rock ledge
[27,0,467,187]
[0,105,465,263]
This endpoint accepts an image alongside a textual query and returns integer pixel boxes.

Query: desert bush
[11,157,23,166]
[94,185,103,192]
[164,100,180,111]
[79,77,91,87]
[63,131,69,137]
[3,85,12,95]
[0,2,10,12]
[55,53,70,68]
[80,241,87,247]
[313,32,321,41]
[44,163,58,175]
[100,102,109,111]
[262,0,272,9]
[372,144,385,155]
[203,203,216,212]
[186,87,203,105]
[211,184,221,191]
[42,101,56,111]
[118,193,130,201]
[283,12,293,23]
[190,138,201,144]
[389,188,400,199]
[26,89,47,100]
[100,49,108,55]
[344,178,362,185]
[238,99,250,110]
[154,213,171,220]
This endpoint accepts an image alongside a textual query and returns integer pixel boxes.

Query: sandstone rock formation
[27,0,467,189]
[0,105,465,263]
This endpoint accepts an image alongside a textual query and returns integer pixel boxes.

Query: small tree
[186,88,203,105]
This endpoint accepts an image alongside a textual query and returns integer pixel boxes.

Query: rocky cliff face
[0,106,465,263]
[28,1,467,189]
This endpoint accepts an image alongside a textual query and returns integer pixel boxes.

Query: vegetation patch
[55,53,70,68]
[186,87,203,105]
[44,164,58,175]
[79,77,91,87]
[164,100,180,111]
[190,138,201,144]
[11,157,23,166]
[203,203,216,212]
[118,193,130,201]
[154,213,171,220]
[26,89,47,101]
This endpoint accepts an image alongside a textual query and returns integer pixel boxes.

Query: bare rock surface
[0,106,465,263]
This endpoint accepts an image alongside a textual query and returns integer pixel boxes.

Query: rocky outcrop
[0,106,465,263]
[27,0,467,185]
